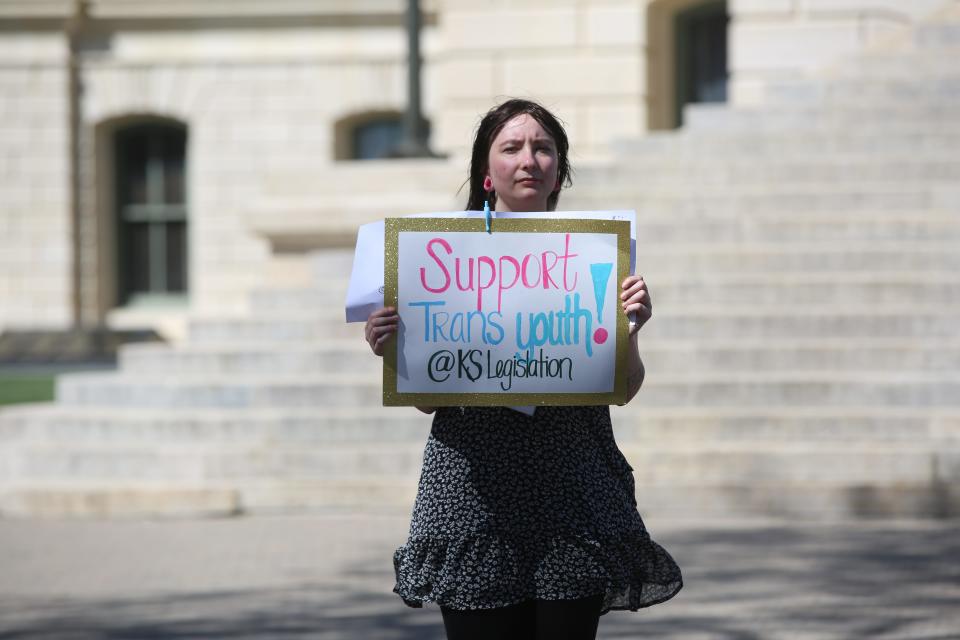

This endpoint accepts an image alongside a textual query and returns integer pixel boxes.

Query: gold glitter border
[383,217,630,406]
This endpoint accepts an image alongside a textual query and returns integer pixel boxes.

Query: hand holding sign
[365,306,398,356]
[621,275,652,336]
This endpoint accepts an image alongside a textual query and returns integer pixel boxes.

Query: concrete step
[5,441,960,490]
[915,22,960,48]
[235,480,419,514]
[256,275,350,295]
[10,443,427,483]
[614,130,960,156]
[306,254,355,291]
[0,487,242,519]
[641,306,960,339]
[763,77,960,106]
[596,214,960,243]
[3,404,957,447]
[0,405,430,446]
[54,373,381,409]
[118,341,377,375]
[7,440,951,485]
[633,372,960,407]
[307,248,356,268]
[581,157,960,187]
[637,340,960,372]
[833,50,960,78]
[634,242,960,273]
[188,315,362,342]
[11,447,209,484]
[4,479,954,519]
[51,370,960,409]
[647,272,960,306]
[117,338,960,376]
[620,444,959,488]
[632,482,960,520]
[263,254,316,288]
[610,406,960,443]
[569,189,950,215]
[682,103,960,132]
[248,287,350,314]
[5,399,957,482]
[181,305,960,342]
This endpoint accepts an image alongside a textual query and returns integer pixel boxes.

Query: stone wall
[0,7,439,336]
[435,0,647,163]
[0,33,71,330]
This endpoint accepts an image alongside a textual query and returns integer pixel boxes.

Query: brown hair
[464,98,572,212]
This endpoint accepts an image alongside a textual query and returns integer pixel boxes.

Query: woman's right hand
[365,307,399,356]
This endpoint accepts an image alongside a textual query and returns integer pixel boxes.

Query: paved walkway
[1,513,958,639]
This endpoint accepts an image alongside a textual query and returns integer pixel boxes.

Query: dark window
[114,123,188,304]
[353,117,403,160]
[675,1,728,125]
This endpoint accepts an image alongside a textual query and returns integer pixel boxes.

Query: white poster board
[383,217,630,406]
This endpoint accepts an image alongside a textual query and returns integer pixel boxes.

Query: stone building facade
[0,0,950,341]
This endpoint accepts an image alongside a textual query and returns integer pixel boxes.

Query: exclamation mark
[589,262,613,345]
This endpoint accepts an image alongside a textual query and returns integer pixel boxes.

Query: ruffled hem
[392,530,683,613]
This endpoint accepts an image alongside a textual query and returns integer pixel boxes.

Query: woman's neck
[496,199,549,213]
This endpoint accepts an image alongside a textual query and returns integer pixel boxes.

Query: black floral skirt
[393,406,683,613]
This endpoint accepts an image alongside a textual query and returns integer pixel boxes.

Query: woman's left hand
[621,275,652,336]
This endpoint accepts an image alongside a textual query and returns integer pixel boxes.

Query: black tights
[440,594,604,640]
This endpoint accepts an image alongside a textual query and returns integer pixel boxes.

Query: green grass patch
[0,375,56,406]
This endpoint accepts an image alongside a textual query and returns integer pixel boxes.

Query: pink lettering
[419,238,452,293]
[416,233,582,308]
[541,251,559,289]
[497,255,521,313]
[476,256,496,310]
[521,254,541,288]
[455,257,474,291]
[562,233,579,291]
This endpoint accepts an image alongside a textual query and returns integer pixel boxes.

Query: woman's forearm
[623,335,645,404]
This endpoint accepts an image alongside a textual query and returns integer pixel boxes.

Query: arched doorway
[647,0,729,130]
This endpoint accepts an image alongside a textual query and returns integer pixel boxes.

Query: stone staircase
[2,6,960,519]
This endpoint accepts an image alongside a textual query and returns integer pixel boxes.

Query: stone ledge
[0,328,164,365]
[0,487,241,519]
[6,482,952,520]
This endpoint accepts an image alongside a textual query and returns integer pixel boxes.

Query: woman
[365,99,682,640]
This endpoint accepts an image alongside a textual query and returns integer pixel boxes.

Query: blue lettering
[486,312,504,345]
[514,294,593,356]
[408,301,446,342]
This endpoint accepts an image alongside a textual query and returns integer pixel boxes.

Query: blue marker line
[589,263,613,323]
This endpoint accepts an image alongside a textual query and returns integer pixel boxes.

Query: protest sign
[344,210,636,323]
[383,217,630,406]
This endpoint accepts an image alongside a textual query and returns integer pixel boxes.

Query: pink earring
[483,176,493,192]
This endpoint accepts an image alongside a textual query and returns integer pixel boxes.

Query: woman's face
[486,114,559,212]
